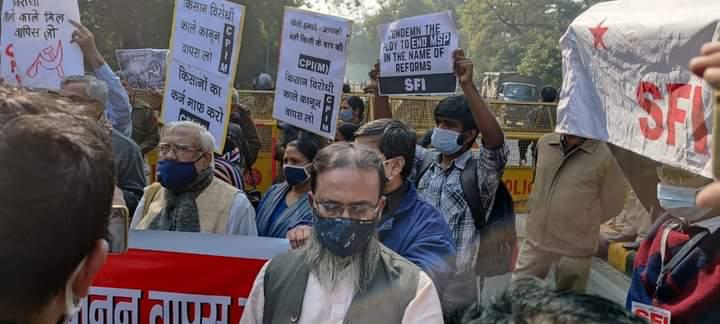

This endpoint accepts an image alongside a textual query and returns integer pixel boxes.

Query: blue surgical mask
[431,127,463,155]
[157,159,199,191]
[658,183,711,221]
[314,215,377,258]
[340,110,354,123]
[284,164,311,186]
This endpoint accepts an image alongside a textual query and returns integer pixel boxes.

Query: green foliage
[459,0,604,87]
[78,0,301,88]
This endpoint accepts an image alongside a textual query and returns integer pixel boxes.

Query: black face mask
[313,214,377,258]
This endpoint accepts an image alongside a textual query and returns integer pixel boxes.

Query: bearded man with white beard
[241,142,444,324]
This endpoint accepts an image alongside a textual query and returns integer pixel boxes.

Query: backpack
[417,151,517,277]
[627,212,720,324]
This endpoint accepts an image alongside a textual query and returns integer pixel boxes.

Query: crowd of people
[2,17,720,324]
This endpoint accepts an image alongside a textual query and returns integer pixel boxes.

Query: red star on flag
[589,19,609,50]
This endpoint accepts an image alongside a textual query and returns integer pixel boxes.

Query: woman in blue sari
[255,134,320,237]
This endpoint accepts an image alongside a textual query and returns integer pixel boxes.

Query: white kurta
[240,261,444,324]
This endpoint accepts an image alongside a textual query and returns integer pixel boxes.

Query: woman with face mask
[255,134,321,237]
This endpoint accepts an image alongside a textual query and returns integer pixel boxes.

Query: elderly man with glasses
[131,121,257,235]
[241,142,443,324]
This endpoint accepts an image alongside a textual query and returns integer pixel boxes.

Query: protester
[286,120,457,292]
[597,182,652,257]
[0,88,115,323]
[339,96,365,124]
[230,89,262,169]
[69,20,133,137]
[371,49,509,316]
[355,119,456,294]
[256,134,321,238]
[335,122,359,142]
[214,123,247,191]
[462,277,644,324]
[418,128,434,148]
[241,143,444,323]
[693,41,720,208]
[118,74,160,156]
[131,121,257,235]
[343,83,352,94]
[60,75,146,215]
[512,133,624,292]
[253,73,274,91]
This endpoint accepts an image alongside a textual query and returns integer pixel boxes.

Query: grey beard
[303,231,381,294]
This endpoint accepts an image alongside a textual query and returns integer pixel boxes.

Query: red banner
[70,231,289,324]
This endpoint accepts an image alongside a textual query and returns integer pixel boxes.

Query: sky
[301,0,382,21]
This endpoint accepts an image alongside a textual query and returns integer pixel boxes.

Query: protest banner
[273,7,352,140]
[161,0,245,153]
[557,0,720,179]
[70,230,288,324]
[116,49,169,89]
[377,11,458,96]
[0,0,83,90]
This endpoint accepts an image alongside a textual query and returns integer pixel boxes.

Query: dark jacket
[130,101,160,155]
[378,182,456,294]
[112,129,147,215]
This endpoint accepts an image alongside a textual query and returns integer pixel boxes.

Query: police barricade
[73,231,288,324]
[238,90,557,214]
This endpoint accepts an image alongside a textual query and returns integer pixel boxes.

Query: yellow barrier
[502,166,534,214]
[236,91,555,209]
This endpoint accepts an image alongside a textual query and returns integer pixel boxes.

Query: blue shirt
[378,181,456,295]
[95,63,133,137]
[268,198,288,231]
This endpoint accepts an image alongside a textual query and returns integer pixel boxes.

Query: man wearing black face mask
[241,143,444,324]
[131,121,257,235]
[370,49,509,318]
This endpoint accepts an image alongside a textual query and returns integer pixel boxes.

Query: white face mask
[657,183,711,222]
[64,258,87,318]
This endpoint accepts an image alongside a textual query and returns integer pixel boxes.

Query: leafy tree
[78,0,301,88]
[459,0,604,87]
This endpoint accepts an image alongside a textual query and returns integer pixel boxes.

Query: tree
[459,0,604,87]
[78,0,301,88]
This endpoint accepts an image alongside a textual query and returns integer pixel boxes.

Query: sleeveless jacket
[135,179,236,233]
[262,246,420,324]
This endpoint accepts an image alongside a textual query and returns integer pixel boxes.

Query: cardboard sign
[69,230,289,324]
[377,11,459,96]
[556,0,720,178]
[272,7,352,140]
[116,49,169,89]
[161,0,245,153]
[0,0,83,89]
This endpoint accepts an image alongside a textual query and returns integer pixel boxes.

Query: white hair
[61,75,109,110]
[161,121,215,153]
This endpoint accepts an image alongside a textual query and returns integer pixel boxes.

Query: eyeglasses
[315,200,382,221]
[158,143,203,157]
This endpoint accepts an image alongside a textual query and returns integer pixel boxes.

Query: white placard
[557,0,720,178]
[161,0,245,153]
[377,11,458,96]
[116,49,168,89]
[0,0,83,90]
[273,7,352,140]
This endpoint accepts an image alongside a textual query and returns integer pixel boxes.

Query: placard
[0,0,84,90]
[272,7,352,140]
[556,0,720,178]
[377,11,458,96]
[116,49,169,89]
[161,0,245,153]
[69,230,289,324]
